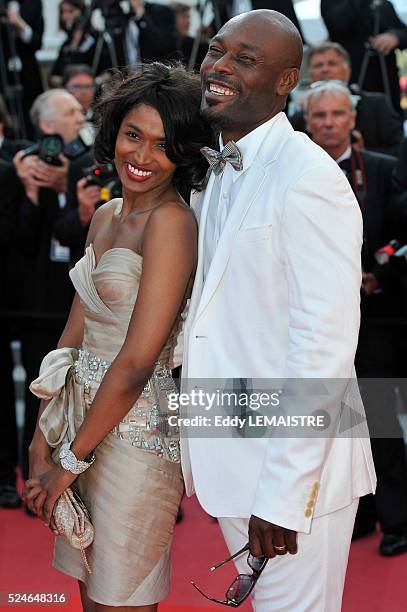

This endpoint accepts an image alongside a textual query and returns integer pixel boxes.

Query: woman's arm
[70,203,197,460]
[36,203,197,523]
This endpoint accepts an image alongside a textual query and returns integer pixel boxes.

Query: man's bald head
[223,10,303,69]
[200,9,302,141]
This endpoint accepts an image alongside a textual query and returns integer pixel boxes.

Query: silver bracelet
[59,442,96,475]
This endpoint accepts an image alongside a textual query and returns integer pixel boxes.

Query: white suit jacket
[179,113,376,533]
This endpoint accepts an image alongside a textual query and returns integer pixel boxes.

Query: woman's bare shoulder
[86,199,122,246]
[141,200,197,255]
[149,199,197,230]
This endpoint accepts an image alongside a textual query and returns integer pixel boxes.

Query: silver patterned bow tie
[200,141,243,175]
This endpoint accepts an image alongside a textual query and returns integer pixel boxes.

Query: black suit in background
[0,161,24,488]
[339,148,407,536]
[210,0,305,41]
[0,137,32,164]
[388,138,407,247]
[50,29,112,81]
[84,3,178,74]
[290,89,402,156]
[250,0,305,41]
[17,190,75,480]
[392,137,407,201]
[54,150,95,265]
[321,0,407,114]
[172,35,208,71]
[138,2,178,62]
[0,0,44,138]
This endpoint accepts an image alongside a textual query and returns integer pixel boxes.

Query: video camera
[83,162,122,202]
[21,134,89,166]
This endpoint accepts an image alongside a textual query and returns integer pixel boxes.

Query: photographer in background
[208,0,305,41]
[53,148,100,265]
[172,3,208,70]
[123,0,178,67]
[321,0,407,115]
[0,0,44,138]
[12,89,85,491]
[50,0,110,87]
[306,81,407,556]
[290,42,402,156]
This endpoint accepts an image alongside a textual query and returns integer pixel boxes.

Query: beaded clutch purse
[53,486,94,574]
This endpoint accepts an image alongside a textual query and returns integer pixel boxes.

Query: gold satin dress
[33,235,184,606]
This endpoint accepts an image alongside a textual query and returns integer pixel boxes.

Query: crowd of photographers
[1,0,407,559]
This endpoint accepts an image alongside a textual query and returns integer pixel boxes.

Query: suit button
[305,508,312,518]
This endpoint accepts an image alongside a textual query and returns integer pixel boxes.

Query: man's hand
[33,154,69,193]
[7,2,27,33]
[362,272,379,296]
[369,32,399,55]
[14,151,70,202]
[13,150,41,204]
[249,515,298,558]
[77,177,100,226]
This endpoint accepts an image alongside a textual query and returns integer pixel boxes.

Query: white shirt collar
[219,112,283,182]
[335,145,352,165]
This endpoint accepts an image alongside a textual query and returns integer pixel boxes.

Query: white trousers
[218,498,359,612]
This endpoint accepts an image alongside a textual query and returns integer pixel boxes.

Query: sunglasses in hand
[191,542,268,607]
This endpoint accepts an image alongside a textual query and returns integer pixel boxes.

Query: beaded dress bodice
[68,242,180,462]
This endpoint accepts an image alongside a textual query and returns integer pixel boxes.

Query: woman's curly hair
[94,63,215,192]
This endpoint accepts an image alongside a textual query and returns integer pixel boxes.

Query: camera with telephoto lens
[21,134,65,166]
[21,134,88,166]
[83,162,122,202]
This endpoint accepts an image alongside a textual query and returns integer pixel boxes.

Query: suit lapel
[194,157,266,322]
[190,113,294,326]
[187,173,215,324]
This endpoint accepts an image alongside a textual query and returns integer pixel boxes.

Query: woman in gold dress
[24,63,212,611]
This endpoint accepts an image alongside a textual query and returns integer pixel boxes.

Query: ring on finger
[273,545,286,551]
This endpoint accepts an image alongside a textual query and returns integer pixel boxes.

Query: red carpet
[1,494,406,611]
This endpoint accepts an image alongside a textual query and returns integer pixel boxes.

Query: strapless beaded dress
[30,211,184,606]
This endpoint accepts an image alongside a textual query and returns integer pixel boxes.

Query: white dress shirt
[203,113,282,280]
[335,145,352,168]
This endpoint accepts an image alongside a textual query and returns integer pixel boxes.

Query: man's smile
[204,79,239,106]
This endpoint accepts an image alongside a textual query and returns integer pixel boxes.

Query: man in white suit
[180,10,376,611]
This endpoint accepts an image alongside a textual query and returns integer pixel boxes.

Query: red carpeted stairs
[1,495,406,611]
